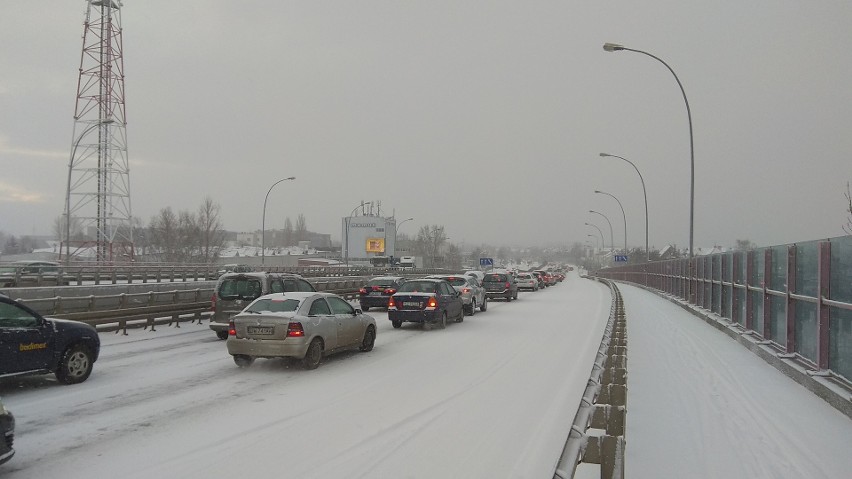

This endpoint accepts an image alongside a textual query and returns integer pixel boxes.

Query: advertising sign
[366,238,385,253]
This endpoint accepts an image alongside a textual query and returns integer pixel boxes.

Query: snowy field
[1,272,612,479]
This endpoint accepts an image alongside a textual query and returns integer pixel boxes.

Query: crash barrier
[553,278,626,479]
[595,235,852,390]
[10,277,375,334]
[0,262,456,287]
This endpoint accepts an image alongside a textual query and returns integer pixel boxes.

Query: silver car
[515,272,540,291]
[226,292,377,370]
[426,274,487,315]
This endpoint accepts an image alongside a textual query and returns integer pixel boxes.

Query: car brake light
[388,297,396,309]
[427,297,438,308]
[505,282,511,289]
[228,320,236,336]
[359,288,368,294]
[287,322,305,337]
[462,288,470,294]
[384,288,397,295]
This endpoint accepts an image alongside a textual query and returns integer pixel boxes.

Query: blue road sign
[480,257,494,267]
[614,255,629,262]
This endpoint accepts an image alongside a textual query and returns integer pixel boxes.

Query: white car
[464,270,485,282]
[515,272,540,291]
[427,274,487,315]
[227,292,376,369]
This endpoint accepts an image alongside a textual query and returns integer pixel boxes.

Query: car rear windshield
[245,298,300,313]
[218,278,263,300]
[517,274,532,279]
[442,277,467,286]
[482,274,509,282]
[367,279,396,287]
[398,281,437,293]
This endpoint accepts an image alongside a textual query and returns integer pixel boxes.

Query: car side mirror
[354,309,362,315]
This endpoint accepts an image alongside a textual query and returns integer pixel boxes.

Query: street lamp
[588,210,614,255]
[595,190,627,254]
[344,201,372,267]
[603,42,694,258]
[261,176,296,266]
[394,217,414,261]
[64,118,115,265]
[585,222,605,253]
[600,152,649,261]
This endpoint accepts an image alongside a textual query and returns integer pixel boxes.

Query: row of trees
[140,197,226,263]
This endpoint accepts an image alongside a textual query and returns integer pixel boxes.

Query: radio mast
[63,0,133,263]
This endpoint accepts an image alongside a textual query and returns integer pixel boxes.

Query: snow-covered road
[1,272,611,479]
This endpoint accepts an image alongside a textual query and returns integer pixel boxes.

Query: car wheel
[467,299,476,317]
[216,330,229,340]
[480,296,487,312]
[437,311,447,329]
[359,325,376,352]
[302,338,323,370]
[233,355,255,368]
[55,344,94,384]
[513,291,519,300]
[392,320,402,329]
[506,293,512,302]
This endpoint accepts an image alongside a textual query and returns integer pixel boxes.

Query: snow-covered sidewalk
[620,283,852,479]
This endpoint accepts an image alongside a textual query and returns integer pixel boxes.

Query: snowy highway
[1,272,612,478]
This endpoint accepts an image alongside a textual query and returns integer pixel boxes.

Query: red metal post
[786,245,797,353]
[817,241,831,370]
[763,249,772,340]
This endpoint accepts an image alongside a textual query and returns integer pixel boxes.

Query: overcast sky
[1,1,850,250]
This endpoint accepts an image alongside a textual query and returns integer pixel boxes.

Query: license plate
[402,301,421,307]
[370,291,383,296]
[247,326,274,335]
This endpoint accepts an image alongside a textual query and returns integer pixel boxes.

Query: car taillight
[505,282,511,289]
[359,288,368,294]
[287,322,305,337]
[427,297,438,308]
[384,288,396,295]
[228,320,236,336]
[388,297,396,309]
[211,294,217,311]
[462,288,470,294]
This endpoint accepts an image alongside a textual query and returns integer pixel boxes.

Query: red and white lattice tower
[62,0,133,263]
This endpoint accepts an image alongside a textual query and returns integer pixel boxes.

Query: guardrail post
[763,249,772,340]
[87,295,96,312]
[786,245,797,354]
[119,293,128,309]
[746,250,755,332]
[817,241,831,370]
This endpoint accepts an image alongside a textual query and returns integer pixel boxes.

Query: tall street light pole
[595,190,627,254]
[600,152,649,261]
[603,42,694,258]
[394,217,414,262]
[589,210,614,255]
[585,222,605,253]
[261,176,296,267]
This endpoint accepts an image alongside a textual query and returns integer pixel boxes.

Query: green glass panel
[769,295,787,345]
[830,306,852,381]
[830,237,852,303]
[794,302,817,363]
[795,241,819,297]
[752,290,764,335]
[770,246,787,290]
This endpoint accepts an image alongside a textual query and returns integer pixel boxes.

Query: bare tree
[735,239,755,251]
[414,225,447,268]
[197,197,225,262]
[52,215,86,242]
[295,214,307,243]
[148,207,180,262]
[844,182,852,235]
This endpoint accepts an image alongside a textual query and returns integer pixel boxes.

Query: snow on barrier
[553,278,626,479]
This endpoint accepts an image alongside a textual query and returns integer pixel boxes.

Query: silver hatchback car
[426,274,487,315]
[227,292,377,370]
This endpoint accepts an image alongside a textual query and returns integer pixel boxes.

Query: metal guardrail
[8,276,378,334]
[594,235,852,387]
[554,278,626,479]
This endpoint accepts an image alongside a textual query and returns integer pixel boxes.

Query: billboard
[366,238,385,253]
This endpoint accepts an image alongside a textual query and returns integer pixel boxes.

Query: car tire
[216,330,229,340]
[506,293,512,302]
[513,291,519,300]
[467,299,476,317]
[55,344,95,384]
[437,312,447,329]
[480,297,487,312]
[302,338,323,370]
[233,355,255,368]
[391,320,402,329]
[359,325,376,352]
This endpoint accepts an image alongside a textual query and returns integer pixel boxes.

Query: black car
[0,294,100,384]
[481,272,519,301]
[0,398,13,466]
[387,278,464,330]
[358,276,406,311]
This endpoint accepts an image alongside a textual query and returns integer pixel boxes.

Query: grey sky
[1,1,850,250]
